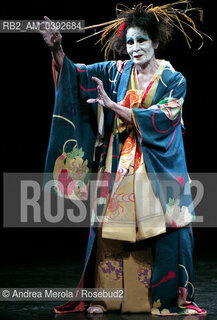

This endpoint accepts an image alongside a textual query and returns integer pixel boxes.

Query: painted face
[126,27,157,66]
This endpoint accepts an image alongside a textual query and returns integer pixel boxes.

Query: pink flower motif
[59,154,66,161]
[171,220,179,228]
[176,176,184,188]
[58,169,75,196]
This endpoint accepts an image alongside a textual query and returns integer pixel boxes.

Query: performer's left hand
[87,77,114,109]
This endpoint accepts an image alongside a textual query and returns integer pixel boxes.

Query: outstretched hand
[87,77,114,109]
[38,16,62,50]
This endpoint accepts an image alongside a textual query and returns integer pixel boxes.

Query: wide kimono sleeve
[132,71,186,149]
[44,55,119,174]
[131,71,194,214]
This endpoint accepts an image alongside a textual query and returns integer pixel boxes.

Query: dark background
[1,0,216,264]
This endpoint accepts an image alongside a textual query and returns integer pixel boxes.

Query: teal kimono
[45,55,206,316]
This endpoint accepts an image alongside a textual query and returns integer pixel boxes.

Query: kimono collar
[117,60,133,103]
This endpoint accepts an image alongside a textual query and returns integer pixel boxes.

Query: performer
[40,1,209,316]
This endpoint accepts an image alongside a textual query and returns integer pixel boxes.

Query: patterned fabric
[151,227,206,315]
[45,56,206,315]
[101,64,167,242]
[90,228,152,313]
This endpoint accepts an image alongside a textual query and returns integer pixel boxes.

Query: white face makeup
[126,27,157,66]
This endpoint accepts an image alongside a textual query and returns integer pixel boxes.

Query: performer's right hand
[38,16,64,70]
[38,16,62,50]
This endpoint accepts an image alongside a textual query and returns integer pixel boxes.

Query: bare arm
[108,101,132,123]
[39,16,64,70]
[51,45,64,71]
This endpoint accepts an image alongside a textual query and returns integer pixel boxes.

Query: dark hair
[111,6,173,56]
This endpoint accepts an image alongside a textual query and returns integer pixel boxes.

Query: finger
[43,24,60,37]
[91,76,103,87]
[44,16,52,23]
[97,85,106,99]
[43,18,50,28]
[37,21,47,34]
[39,21,53,34]
[97,85,104,94]
[87,98,98,104]
[43,17,56,34]
[92,76,102,84]
[39,21,47,30]
[44,16,58,34]
[35,27,45,34]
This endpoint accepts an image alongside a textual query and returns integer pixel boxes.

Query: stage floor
[0,257,216,320]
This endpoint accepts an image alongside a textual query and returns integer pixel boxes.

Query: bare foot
[87,306,104,314]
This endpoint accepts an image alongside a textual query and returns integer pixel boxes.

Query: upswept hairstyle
[110,5,173,56]
[78,1,211,60]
